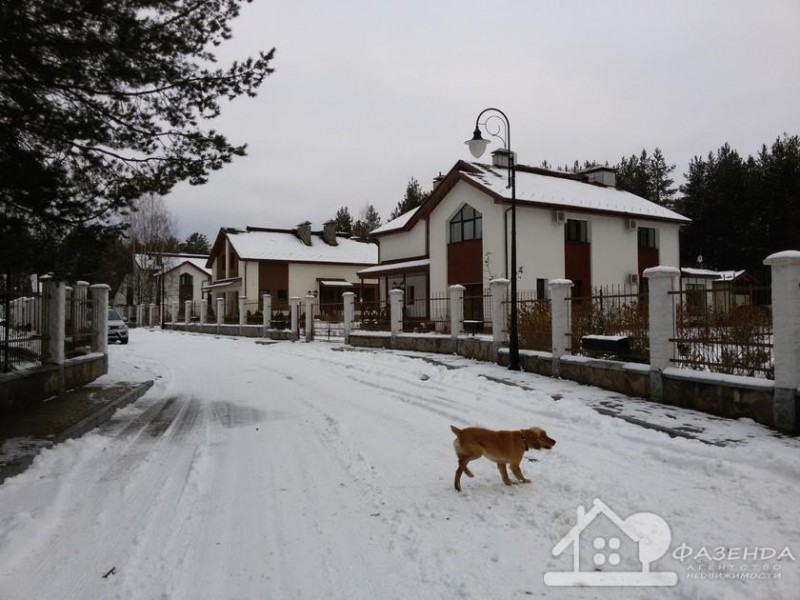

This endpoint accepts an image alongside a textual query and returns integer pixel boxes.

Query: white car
[108,308,129,344]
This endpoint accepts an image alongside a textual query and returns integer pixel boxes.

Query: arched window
[449,204,482,243]
[180,273,193,287]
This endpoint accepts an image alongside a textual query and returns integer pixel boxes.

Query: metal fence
[351,300,390,332]
[1,288,47,372]
[670,285,773,377]
[403,293,450,334]
[516,291,551,351]
[64,288,94,357]
[464,290,492,334]
[567,284,649,363]
[313,301,345,341]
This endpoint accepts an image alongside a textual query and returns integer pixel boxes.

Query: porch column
[764,250,800,433]
[90,284,110,357]
[290,296,300,339]
[644,266,680,402]
[549,279,574,377]
[262,294,271,335]
[389,288,404,336]
[342,291,355,343]
[449,284,465,338]
[305,294,315,342]
[490,278,510,345]
[41,276,65,366]
[184,300,192,326]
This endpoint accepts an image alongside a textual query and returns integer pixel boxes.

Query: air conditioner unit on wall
[626,273,640,285]
[626,218,638,231]
[552,210,566,224]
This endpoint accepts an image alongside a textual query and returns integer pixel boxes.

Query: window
[180,273,193,287]
[449,204,482,243]
[406,285,415,306]
[638,227,658,249]
[536,278,547,300]
[565,219,589,243]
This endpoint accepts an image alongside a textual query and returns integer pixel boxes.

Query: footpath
[0,381,153,484]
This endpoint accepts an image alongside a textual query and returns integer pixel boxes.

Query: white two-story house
[360,150,690,315]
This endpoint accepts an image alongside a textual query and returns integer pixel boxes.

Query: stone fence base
[0,353,108,411]
[348,332,782,431]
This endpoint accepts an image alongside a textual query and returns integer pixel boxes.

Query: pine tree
[352,205,382,241]
[0,0,274,278]
[648,148,677,209]
[390,177,430,220]
[181,233,211,254]
[334,207,353,236]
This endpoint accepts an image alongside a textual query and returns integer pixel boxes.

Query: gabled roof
[372,160,689,237]
[210,227,378,266]
[136,253,211,277]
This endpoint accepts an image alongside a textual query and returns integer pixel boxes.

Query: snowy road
[0,329,798,599]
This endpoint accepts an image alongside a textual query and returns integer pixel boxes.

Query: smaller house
[205,221,378,319]
[680,268,762,313]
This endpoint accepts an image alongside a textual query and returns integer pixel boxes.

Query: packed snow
[0,329,798,599]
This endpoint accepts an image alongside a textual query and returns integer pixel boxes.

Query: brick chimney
[322,220,338,246]
[296,221,312,246]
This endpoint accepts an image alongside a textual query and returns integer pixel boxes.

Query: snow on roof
[464,163,690,223]
[681,268,746,281]
[371,207,420,235]
[226,229,377,265]
[357,258,430,275]
[136,253,211,276]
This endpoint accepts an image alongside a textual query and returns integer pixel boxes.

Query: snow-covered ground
[0,329,798,600]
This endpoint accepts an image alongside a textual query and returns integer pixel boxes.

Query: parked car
[108,308,129,344]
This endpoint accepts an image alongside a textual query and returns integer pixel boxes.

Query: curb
[55,380,155,444]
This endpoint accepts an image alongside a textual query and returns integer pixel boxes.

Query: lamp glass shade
[466,136,490,159]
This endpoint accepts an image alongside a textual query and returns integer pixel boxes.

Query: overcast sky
[163,0,800,241]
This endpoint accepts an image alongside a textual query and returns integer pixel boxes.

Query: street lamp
[465,108,520,371]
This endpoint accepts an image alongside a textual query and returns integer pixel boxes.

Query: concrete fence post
[644,266,680,402]
[216,297,224,329]
[764,250,800,433]
[305,294,315,342]
[389,288,404,336]
[549,279,574,377]
[171,301,179,324]
[41,276,65,366]
[149,303,157,327]
[199,299,207,325]
[490,278,510,345]
[90,284,110,359]
[262,294,271,335]
[449,284,465,339]
[238,296,246,333]
[136,304,144,327]
[342,292,355,343]
[184,300,192,326]
[290,296,300,339]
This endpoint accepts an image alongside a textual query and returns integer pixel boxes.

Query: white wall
[288,263,370,299]
[378,222,426,262]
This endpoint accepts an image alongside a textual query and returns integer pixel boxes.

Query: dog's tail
[450,425,462,437]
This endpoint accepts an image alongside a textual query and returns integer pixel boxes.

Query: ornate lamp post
[465,108,520,371]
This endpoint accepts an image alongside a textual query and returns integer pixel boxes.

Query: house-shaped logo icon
[544,498,678,587]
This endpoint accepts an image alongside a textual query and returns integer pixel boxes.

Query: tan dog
[450,425,556,492]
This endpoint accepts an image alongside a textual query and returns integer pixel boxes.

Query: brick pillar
[549,279,574,377]
[305,294,315,342]
[342,291,355,343]
[449,284,465,339]
[764,251,800,432]
[90,284,110,357]
[389,288,404,336]
[41,276,65,366]
[644,266,680,402]
[290,296,300,339]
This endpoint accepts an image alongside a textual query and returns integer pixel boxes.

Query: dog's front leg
[496,463,513,486]
[510,463,531,484]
